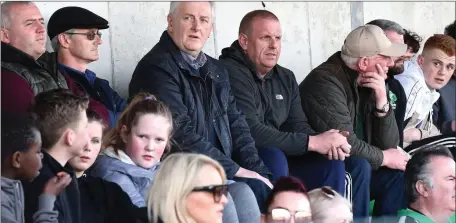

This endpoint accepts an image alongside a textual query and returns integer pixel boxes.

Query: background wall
[36,1,455,98]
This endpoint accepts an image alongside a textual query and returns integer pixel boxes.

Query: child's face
[18,130,43,181]
[123,114,171,169]
[69,121,103,173]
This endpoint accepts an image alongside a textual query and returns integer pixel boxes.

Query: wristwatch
[374,103,390,114]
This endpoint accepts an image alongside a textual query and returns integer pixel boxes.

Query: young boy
[1,112,72,223]
[395,34,455,147]
[22,89,90,223]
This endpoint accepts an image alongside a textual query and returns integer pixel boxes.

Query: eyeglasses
[321,186,354,221]
[321,186,336,199]
[64,30,102,40]
[192,184,229,203]
[267,208,312,223]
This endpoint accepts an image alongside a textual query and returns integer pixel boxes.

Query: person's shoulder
[134,41,175,73]
[275,64,297,80]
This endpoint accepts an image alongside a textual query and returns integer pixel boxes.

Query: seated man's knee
[222,193,240,223]
[328,159,346,175]
[228,182,258,204]
[228,182,260,222]
[259,147,288,180]
[350,157,372,175]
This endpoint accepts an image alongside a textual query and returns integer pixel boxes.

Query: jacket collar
[159,30,218,79]
[159,31,198,76]
[58,63,97,85]
[101,147,161,171]
[102,147,137,166]
[1,42,41,68]
[180,50,207,70]
[221,40,275,81]
[1,43,60,78]
[327,51,359,87]
[42,150,75,176]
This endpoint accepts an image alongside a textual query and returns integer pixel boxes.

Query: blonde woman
[147,153,230,223]
[308,187,353,223]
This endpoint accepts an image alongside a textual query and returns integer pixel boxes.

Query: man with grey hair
[299,24,410,222]
[1,1,68,113]
[399,146,455,223]
[129,1,279,218]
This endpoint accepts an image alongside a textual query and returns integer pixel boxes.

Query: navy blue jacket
[433,76,456,134]
[128,31,271,179]
[58,63,127,128]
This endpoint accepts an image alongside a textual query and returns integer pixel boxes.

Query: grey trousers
[222,182,260,223]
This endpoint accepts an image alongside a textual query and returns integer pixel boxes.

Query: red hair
[264,176,308,210]
[422,34,456,57]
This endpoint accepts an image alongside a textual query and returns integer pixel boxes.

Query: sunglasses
[192,184,229,203]
[267,208,312,223]
[65,30,102,40]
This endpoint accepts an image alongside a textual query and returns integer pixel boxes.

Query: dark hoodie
[219,40,316,155]
[77,174,148,223]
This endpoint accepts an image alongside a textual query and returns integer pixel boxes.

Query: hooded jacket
[395,60,441,143]
[1,176,58,223]
[89,147,160,207]
[22,151,81,223]
[77,174,148,223]
[219,40,315,155]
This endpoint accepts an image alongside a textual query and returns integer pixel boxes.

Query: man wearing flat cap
[48,6,127,128]
[299,24,410,222]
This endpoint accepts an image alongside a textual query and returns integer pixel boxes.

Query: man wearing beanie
[299,24,410,222]
[1,2,68,113]
[48,6,127,128]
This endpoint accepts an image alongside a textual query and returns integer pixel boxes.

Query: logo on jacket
[275,94,284,100]
[388,90,397,110]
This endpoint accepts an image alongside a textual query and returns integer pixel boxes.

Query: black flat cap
[47,6,109,40]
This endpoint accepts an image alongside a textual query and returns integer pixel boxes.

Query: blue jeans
[258,147,289,183]
[233,177,271,214]
[345,156,407,223]
[287,152,346,196]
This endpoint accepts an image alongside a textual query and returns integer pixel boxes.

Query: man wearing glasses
[47,6,127,128]
[1,2,68,113]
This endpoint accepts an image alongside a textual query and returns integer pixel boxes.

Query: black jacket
[299,52,400,169]
[386,77,407,148]
[78,175,148,223]
[129,31,271,179]
[219,40,315,155]
[22,152,81,223]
